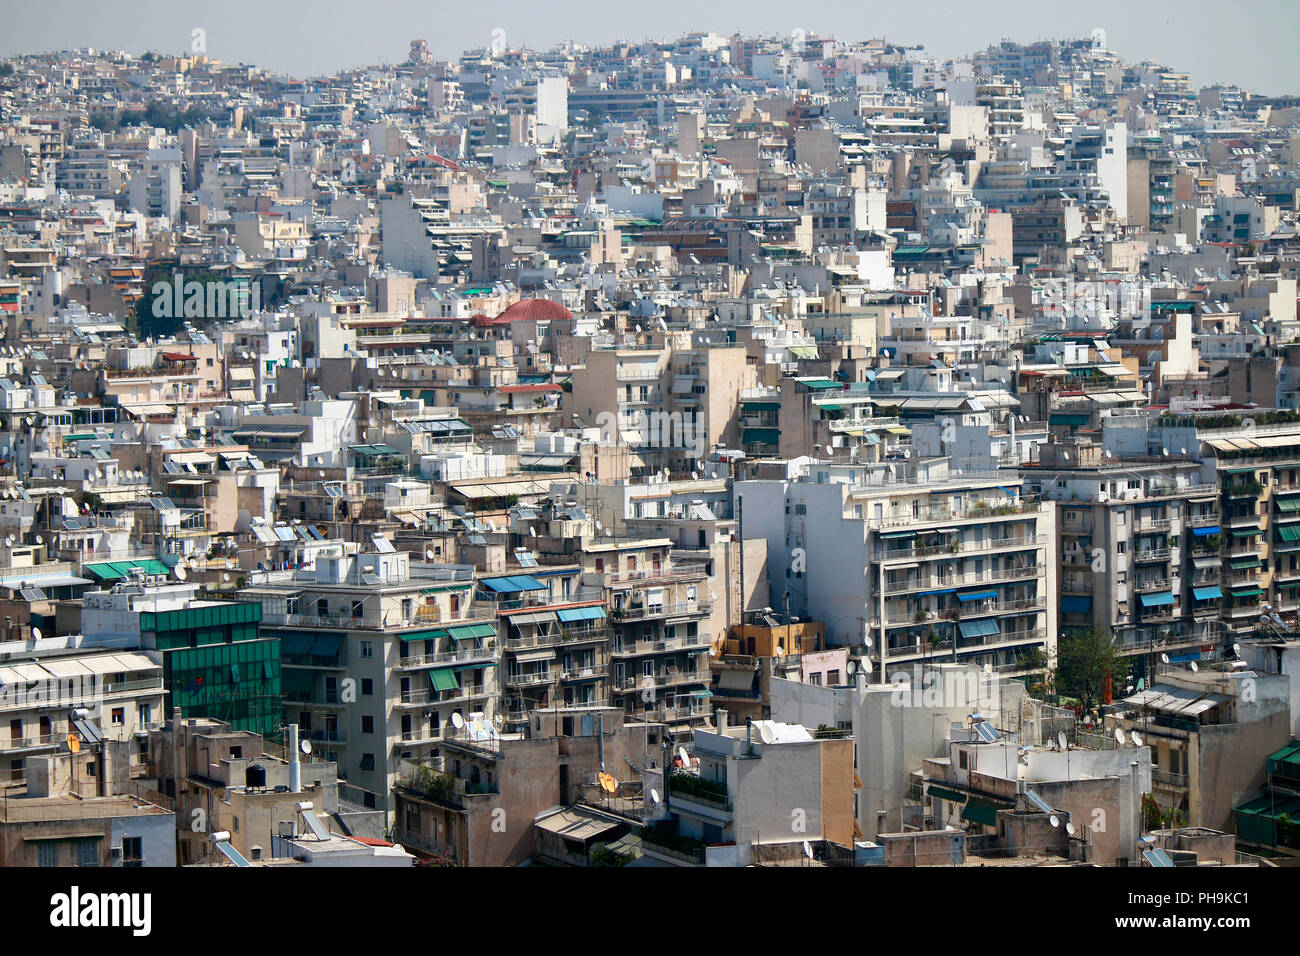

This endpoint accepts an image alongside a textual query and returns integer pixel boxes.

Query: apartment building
[737,462,1056,678]
[1019,437,1219,671]
[244,548,500,808]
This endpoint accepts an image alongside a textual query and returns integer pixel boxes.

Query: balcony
[611,632,711,656]
[883,564,1044,595]
[612,670,709,692]
[390,826,457,862]
[881,533,1048,562]
[398,644,498,669]
[505,624,611,650]
[613,599,712,622]
[503,669,555,687]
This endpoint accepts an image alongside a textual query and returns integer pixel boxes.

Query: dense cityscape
[0,24,1295,883]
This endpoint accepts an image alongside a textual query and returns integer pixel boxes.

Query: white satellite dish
[863,636,873,650]
[1160,653,1170,664]
[678,746,689,765]
[861,659,873,673]
[173,565,187,581]
[225,559,235,570]
[803,841,813,859]
[31,626,41,641]
[451,713,465,729]
[1189,661,1199,672]
[1066,822,1076,836]
[221,573,230,582]
[425,549,435,560]
[1131,731,1143,748]
[300,739,312,755]
[530,527,536,537]
[1114,728,1127,745]
[34,535,42,545]
[1232,643,1241,657]
[649,788,661,805]
[1049,814,1060,828]
[595,521,602,531]
[1058,731,1067,751]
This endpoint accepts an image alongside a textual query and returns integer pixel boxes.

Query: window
[352,600,364,618]
[36,842,58,867]
[401,599,412,619]
[361,678,373,696]
[111,707,124,725]
[362,715,374,734]
[360,641,373,659]
[121,836,143,867]
[360,753,375,771]
[317,598,329,617]
[76,839,99,867]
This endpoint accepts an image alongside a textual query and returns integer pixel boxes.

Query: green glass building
[138,601,281,738]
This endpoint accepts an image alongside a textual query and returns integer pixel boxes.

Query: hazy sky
[2,0,1297,95]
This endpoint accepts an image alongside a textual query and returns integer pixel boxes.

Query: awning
[1231,528,1263,538]
[928,785,968,804]
[1140,592,1175,607]
[717,669,756,691]
[1278,525,1300,542]
[557,606,607,623]
[962,797,1000,827]
[959,619,999,639]
[880,530,916,540]
[1062,595,1092,614]
[1230,557,1262,570]
[917,587,956,597]
[448,623,496,641]
[1231,586,1264,597]
[428,668,460,693]
[1191,525,1221,536]
[1192,586,1223,600]
[480,574,548,593]
[514,650,555,664]
[957,590,998,602]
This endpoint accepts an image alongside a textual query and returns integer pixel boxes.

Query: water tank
[245,764,267,789]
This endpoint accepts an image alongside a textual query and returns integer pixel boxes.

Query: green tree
[1056,628,1126,712]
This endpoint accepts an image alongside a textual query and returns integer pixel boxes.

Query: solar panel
[371,534,396,554]
[1142,848,1174,868]
[974,721,1002,743]
[300,808,331,841]
[215,841,252,867]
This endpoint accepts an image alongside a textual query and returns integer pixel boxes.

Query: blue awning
[557,606,607,623]
[481,574,548,592]
[957,590,998,602]
[1192,525,1221,537]
[1062,595,1092,614]
[1192,586,1223,601]
[959,618,999,638]
[1140,592,1176,607]
[918,588,956,597]
[997,486,1017,496]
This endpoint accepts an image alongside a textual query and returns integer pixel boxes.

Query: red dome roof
[494,298,574,322]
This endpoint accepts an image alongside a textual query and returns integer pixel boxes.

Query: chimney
[716,708,728,732]
[288,723,301,793]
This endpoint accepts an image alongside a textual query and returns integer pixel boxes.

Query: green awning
[84,558,171,581]
[1230,556,1262,570]
[280,633,315,655]
[1231,586,1263,597]
[448,623,496,641]
[399,628,448,643]
[1279,525,1300,542]
[962,797,1000,827]
[743,427,780,445]
[928,785,968,804]
[1231,528,1263,537]
[1277,499,1300,512]
[428,668,460,693]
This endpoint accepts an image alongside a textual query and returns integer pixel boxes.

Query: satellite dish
[1131,731,1143,748]
[1066,822,1076,836]
[318,470,326,479]
[1160,653,1170,664]
[34,535,42,545]
[983,663,993,675]
[300,739,312,755]
[1232,643,1241,657]
[1189,661,1199,672]
[863,636,873,650]
[221,573,230,582]
[66,733,80,754]
[803,841,813,859]
[861,659,873,673]
[3,536,12,547]
[451,712,465,729]
[598,772,617,794]
[678,746,689,765]
[530,527,536,537]
[1114,728,1127,745]
[595,521,602,531]
[31,626,42,641]
[649,788,661,805]
[425,549,435,560]
[1049,814,1060,828]
[173,565,187,581]
[225,559,235,570]
[1058,731,1067,751]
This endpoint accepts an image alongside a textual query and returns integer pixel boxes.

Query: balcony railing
[612,600,712,621]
